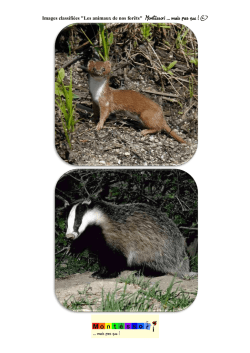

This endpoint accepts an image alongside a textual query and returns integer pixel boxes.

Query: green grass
[63,285,97,311]
[62,273,197,312]
[190,254,198,272]
[55,68,77,149]
[162,61,177,76]
[81,23,113,61]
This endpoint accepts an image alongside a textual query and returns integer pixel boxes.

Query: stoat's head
[66,200,106,240]
[87,60,111,78]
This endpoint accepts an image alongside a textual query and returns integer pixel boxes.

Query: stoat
[88,60,186,144]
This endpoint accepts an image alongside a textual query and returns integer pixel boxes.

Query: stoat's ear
[87,60,94,69]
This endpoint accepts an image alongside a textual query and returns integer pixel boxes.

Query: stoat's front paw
[96,122,103,130]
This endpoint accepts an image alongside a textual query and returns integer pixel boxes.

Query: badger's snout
[66,231,78,239]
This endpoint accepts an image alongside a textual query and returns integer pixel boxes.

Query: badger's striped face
[66,201,105,240]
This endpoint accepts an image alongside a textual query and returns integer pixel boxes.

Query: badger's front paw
[91,271,103,278]
[91,270,120,279]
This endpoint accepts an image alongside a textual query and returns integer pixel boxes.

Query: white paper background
[1,1,250,351]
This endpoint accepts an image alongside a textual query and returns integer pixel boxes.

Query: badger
[66,199,195,279]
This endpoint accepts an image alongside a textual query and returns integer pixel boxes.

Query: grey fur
[66,200,194,279]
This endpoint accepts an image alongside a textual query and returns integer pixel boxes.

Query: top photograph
[55,23,198,166]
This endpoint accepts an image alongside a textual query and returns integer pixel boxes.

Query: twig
[55,247,70,255]
[74,40,90,52]
[55,194,69,208]
[147,41,165,90]
[142,89,183,99]
[179,227,198,230]
[56,55,84,73]
[182,100,195,120]
[175,195,185,211]
[76,103,94,113]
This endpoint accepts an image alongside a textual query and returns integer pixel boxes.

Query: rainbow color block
[92,323,151,330]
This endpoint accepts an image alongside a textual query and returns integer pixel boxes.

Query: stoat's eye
[93,67,96,72]
[102,68,105,72]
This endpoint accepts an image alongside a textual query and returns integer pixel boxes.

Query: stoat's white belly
[89,76,107,104]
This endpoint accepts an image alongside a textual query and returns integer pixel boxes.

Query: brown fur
[88,60,186,144]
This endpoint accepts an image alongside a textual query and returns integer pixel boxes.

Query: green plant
[189,76,194,100]
[63,286,96,311]
[190,57,198,66]
[190,255,198,273]
[162,60,177,75]
[141,23,170,42]
[118,272,151,290]
[141,23,152,41]
[67,40,71,56]
[98,24,113,61]
[162,286,197,311]
[98,282,157,312]
[164,41,171,47]
[61,272,197,312]
[152,23,170,29]
[55,68,77,148]
[101,275,196,312]
[176,26,189,50]
[81,23,113,61]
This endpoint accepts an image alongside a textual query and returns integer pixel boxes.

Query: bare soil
[55,271,198,312]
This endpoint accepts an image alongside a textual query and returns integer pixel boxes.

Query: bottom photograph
[55,169,198,312]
